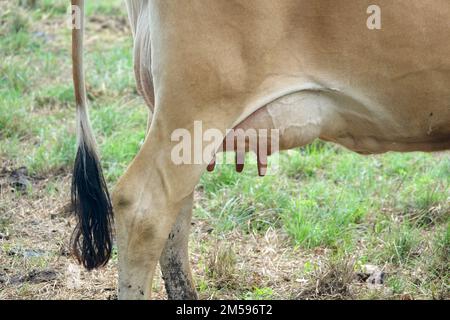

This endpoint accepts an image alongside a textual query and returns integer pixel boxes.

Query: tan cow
[70,0,450,299]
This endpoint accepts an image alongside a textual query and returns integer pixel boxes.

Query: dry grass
[0,170,446,299]
[0,172,288,300]
[0,170,116,300]
[296,256,356,299]
[206,243,238,289]
[0,171,358,300]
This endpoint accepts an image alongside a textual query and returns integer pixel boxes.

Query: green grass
[0,0,142,177]
[243,287,275,300]
[0,0,448,300]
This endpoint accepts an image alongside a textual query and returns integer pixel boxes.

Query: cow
[70,0,450,300]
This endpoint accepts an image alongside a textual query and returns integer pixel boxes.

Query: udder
[208,92,329,175]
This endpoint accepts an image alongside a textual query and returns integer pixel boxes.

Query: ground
[0,0,448,300]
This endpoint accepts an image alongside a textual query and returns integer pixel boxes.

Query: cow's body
[128,0,450,155]
[71,0,450,300]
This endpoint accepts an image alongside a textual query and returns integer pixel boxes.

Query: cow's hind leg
[141,92,197,299]
[159,193,198,300]
[113,99,221,299]
[113,134,201,299]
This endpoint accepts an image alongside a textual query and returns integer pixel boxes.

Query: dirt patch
[88,15,130,34]
[10,269,58,285]
[7,167,32,192]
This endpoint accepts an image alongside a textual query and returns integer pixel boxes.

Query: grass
[0,0,449,300]
[206,243,238,289]
[243,287,275,300]
[297,254,356,299]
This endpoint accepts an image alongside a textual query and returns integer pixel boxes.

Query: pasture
[0,1,448,300]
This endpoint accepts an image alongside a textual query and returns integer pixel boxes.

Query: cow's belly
[133,0,450,154]
[231,90,450,155]
[205,0,450,155]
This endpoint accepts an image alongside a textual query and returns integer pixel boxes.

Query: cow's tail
[70,0,113,270]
